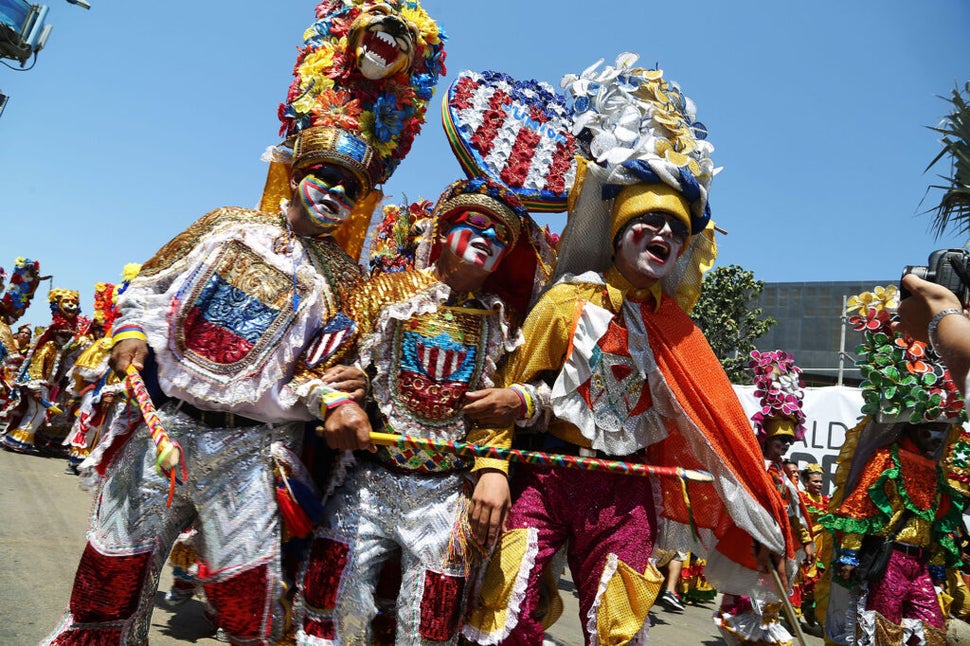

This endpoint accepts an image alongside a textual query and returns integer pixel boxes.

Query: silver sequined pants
[298,461,469,646]
[48,403,301,645]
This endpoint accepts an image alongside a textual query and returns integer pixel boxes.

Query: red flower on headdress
[849,307,891,334]
[329,10,357,37]
[894,336,932,375]
[310,89,363,130]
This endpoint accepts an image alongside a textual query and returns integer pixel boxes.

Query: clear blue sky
[1,0,968,329]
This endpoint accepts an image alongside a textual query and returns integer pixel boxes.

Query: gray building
[754,280,894,386]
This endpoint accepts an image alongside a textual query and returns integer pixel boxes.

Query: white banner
[733,385,865,495]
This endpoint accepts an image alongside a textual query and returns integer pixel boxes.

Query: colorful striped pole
[368,432,714,482]
[125,365,184,505]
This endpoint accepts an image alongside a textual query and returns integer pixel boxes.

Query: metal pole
[837,295,847,387]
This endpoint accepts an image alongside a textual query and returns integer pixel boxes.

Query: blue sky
[1,0,968,328]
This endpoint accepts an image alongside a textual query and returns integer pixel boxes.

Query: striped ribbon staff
[368,432,714,482]
[125,365,185,506]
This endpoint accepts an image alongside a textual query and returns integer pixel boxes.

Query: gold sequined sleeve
[345,269,437,336]
[466,283,584,473]
[0,323,15,357]
[497,282,584,389]
[26,341,58,383]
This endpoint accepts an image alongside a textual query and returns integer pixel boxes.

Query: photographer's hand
[896,274,970,396]
[896,274,964,343]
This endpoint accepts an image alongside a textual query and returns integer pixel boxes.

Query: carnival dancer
[288,177,551,645]
[462,53,796,645]
[1,288,80,455]
[43,2,446,645]
[0,258,42,421]
[819,285,966,645]
[0,257,42,361]
[798,463,830,634]
[715,350,815,646]
[1,325,31,388]
[62,278,132,474]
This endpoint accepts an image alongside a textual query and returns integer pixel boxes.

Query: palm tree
[925,82,970,239]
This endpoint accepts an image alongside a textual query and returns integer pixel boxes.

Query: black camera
[900,248,970,305]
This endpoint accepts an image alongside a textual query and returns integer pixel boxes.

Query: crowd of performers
[2,2,969,646]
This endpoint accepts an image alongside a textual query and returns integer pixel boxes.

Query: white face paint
[444,221,509,273]
[614,212,686,286]
[764,436,794,462]
[297,175,354,233]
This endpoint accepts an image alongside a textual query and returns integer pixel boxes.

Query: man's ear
[289,175,299,192]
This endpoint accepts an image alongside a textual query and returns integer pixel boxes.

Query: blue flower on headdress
[373,94,405,143]
[413,73,435,101]
[306,21,333,46]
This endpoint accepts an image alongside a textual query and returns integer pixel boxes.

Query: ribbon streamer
[368,432,714,482]
[125,365,186,506]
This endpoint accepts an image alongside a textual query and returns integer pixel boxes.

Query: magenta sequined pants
[499,464,656,644]
[866,548,943,629]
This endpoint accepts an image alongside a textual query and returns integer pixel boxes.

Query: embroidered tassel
[443,486,487,570]
[288,477,325,525]
[273,461,320,538]
[276,485,314,538]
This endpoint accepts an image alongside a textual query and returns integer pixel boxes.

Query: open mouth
[470,240,492,254]
[646,240,671,262]
[360,29,406,72]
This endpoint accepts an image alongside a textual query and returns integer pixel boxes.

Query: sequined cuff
[837,549,860,567]
[929,565,946,583]
[111,324,148,347]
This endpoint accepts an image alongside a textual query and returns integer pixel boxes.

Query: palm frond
[924,82,970,239]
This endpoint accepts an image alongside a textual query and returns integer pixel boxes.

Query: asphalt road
[0,446,824,645]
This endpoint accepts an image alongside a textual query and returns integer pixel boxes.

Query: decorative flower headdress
[442,69,576,212]
[0,257,41,322]
[368,198,434,276]
[261,0,445,262]
[561,52,716,231]
[799,463,824,483]
[749,349,807,444]
[848,285,966,424]
[91,282,118,329]
[277,0,446,187]
[553,53,719,312]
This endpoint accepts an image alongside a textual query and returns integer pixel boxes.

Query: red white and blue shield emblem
[416,340,467,381]
[304,312,356,368]
[392,310,486,426]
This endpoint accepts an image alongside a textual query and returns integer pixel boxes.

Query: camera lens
[903,265,930,281]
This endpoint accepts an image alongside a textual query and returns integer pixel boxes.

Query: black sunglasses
[304,164,364,203]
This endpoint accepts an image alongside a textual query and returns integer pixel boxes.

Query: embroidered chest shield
[578,317,653,419]
[389,307,487,430]
[174,240,307,377]
[552,298,667,455]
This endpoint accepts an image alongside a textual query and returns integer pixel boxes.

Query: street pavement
[1,446,824,645]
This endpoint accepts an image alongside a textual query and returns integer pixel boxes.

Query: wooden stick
[770,565,807,646]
